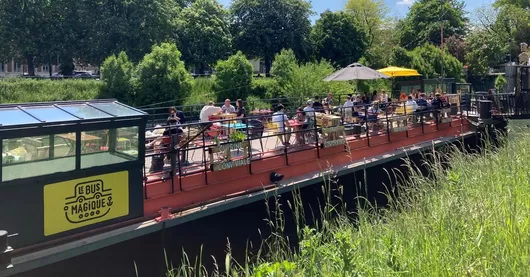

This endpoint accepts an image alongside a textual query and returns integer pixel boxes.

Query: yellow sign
[43,171,129,236]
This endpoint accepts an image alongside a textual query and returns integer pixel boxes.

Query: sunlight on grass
[163,122,530,277]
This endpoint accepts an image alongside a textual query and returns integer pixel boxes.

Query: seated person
[272,104,291,146]
[200,101,222,122]
[235,99,247,124]
[222,99,236,113]
[405,95,419,111]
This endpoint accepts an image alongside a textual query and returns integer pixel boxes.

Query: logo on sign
[63,180,113,223]
[44,171,129,236]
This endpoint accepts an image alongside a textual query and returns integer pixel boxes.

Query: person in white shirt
[199,101,222,122]
[221,99,236,113]
[271,104,291,146]
[303,100,315,117]
[405,95,419,111]
[380,90,389,103]
[343,96,354,123]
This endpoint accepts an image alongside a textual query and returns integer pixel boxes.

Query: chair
[265,122,283,148]
[248,119,265,153]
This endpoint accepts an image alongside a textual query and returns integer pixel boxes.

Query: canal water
[15,136,478,277]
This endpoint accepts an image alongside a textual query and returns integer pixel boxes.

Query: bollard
[156,206,171,222]
[0,230,13,269]
[478,100,492,120]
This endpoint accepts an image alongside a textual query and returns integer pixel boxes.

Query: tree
[214,51,253,101]
[0,0,79,76]
[397,0,468,50]
[310,11,368,67]
[344,0,388,47]
[271,49,297,97]
[464,29,509,76]
[391,44,463,80]
[136,43,192,107]
[177,0,232,74]
[78,0,179,65]
[100,52,135,104]
[230,0,312,74]
[444,35,466,62]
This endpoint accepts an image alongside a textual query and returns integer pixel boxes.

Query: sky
[218,0,493,22]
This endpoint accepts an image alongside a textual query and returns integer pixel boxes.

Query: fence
[142,98,468,198]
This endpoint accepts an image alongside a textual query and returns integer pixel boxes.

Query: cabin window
[80,128,139,169]
[2,134,76,181]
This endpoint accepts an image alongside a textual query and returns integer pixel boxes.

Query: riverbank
[182,122,530,276]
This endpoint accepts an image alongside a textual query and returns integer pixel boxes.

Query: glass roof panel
[90,102,144,117]
[57,104,112,119]
[24,106,78,122]
[0,108,40,126]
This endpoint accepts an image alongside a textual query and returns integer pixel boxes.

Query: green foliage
[247,95,272,110]
[214,51,253,101]
[251,78,279,99]
[79,0,179,64]
[494,74,508,92]
[230,0,313,73]
[135,43,192,107]
[310,11,368,67]
[464,29,509,76]
[100,51,134,104]
[0,79,102,103]
[177,0,232,73]
[344,0,389,47]
[252,261,296,277]
[183,78,216,106]
[397,0,468,49]
[391,44,464,80]
[228,130,246,142]
[271,49,298,95]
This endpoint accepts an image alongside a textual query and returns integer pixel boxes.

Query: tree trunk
[48,58,52,77]
[264,55,271,77]
[26,55,35,76]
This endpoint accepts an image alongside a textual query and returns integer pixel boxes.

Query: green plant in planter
[213,136,221,146]
[229,130,246,142]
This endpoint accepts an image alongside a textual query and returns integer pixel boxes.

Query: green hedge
[0,78,103,104]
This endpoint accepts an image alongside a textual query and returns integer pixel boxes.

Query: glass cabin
[0,100,147,182]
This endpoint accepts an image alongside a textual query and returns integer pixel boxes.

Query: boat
[0,97,492,275]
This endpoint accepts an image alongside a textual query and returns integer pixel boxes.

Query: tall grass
[159,123,530,277]
[0,78,103,103]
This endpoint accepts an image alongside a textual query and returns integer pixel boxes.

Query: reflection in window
[116,127,139,158]
[80,129,138,169]
[2,134,76,181]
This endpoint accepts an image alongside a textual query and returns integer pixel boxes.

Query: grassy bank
[0,78,103,103]
[166,123,530,276]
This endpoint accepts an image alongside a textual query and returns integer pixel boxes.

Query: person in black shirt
[312,96,324,112]
[236,99,247,123]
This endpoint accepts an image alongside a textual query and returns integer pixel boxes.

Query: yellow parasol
[377,66,421,77]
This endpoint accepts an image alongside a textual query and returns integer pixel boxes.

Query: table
[220,123,253,138]
[56,133,101,154]
[209,113,237,122]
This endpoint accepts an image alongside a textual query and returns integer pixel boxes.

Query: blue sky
[218,0,492,22]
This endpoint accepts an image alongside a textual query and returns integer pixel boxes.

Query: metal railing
[141,94,355,127]
[141,98,468,198]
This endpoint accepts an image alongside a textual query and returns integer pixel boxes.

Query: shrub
[213,51,253,102]
[0,78,102,103]
[135,43,193,107]
[251,78,279,99]
[100,51,135,105]
[183,77,216,106]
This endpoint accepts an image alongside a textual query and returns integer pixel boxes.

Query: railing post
[313,111,320,159]
[202,128,208,185]
[385,106,391,143]
[246,119,252,174]
[365,105,370,147]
